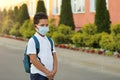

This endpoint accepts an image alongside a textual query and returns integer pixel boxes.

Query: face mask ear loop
[35,25,39,33]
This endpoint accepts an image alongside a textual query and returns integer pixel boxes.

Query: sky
[0,0,28,10]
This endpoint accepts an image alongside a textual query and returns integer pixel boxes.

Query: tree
[0,9,7,33]
[59,0,75,30]
[1,16,14,35]
[3,9,7,17]
[95,0,111,33]
[36,0,46,14]
[13,6,19,21]
[19,3,30,25]
[7,7,14,21]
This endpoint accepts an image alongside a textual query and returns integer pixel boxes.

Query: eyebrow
[39,24,48,26]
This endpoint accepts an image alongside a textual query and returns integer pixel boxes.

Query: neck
[36,32,45,37]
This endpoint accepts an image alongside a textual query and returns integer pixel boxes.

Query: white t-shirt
[27,32,56,76]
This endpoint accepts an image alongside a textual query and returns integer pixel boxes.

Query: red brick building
[48,0,120,31]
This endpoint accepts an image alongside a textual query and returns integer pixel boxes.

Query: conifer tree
[95,0,111,33]
[13,6,19,21]
[36,0,46,14]
[59,0,75,30]
[19,3,30,25]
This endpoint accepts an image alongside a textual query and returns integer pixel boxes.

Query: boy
[27,12,58,80]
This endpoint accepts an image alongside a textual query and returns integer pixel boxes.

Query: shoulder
[27,36,35,45]
[46,36,54,42]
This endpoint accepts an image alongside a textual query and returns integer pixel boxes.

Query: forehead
[38,19,48,24]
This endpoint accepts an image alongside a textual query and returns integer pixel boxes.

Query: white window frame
[28,0,36,17]
[71,0,85,13]
[52,0,61,15]
[43,0,50,15]
[90,0,109,12]
[90,0,96,12]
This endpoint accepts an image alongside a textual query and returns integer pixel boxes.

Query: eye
[40,24,44,26]
[46,24,48,26]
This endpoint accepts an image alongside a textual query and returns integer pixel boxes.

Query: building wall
[27,0,120,30]
[73,0,95,31]
[109,0,120,24]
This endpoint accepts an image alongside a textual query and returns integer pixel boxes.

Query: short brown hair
[33,12,48,24]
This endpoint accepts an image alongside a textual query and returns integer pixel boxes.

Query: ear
[34,24,37,27]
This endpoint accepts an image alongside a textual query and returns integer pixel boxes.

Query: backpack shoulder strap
[47,36,53,52]
[32,36,40,54]
[32,36,44,66]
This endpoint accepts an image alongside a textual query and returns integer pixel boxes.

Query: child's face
[35,19,49,36]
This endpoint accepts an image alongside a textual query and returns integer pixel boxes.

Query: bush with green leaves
[47,18,57,37]
[58,24,73,35]
[114,34,120,52]
[47,25,57,37]
[71,33,84,47]
[92,33,102,48]
[19,20,35,38]
[9,22,21,37]
[82,23,97,35]
[82,34,94,47]
[111,24,120,35]
[52,24,74,44]
[99,34,115,51]
[52,32,65,44]
[58,24,74,43]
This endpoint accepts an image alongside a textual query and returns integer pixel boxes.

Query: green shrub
[47,19,57,37]
[52,32,65,44]
[82,23,97,35]
[92,33,102,48]
[99,34,115,51]
[52,24,73,44]
[111,24,120,35]
[58,24,73,35]
[19,20,35,38]
[82,34,94,47]
[114,34,120,52]
[9,22,21,37]
[71,33,84,47]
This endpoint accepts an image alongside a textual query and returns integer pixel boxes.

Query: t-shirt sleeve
[27,38,36,55]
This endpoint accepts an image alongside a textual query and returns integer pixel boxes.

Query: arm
[29,54,52,77]
[52,52,58,76]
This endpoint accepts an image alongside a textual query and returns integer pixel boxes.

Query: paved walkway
[0,37,120,75]
[57,47,120,75]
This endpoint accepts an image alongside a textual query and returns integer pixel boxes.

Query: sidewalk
[56,47,120,75]
[0,37,120,75]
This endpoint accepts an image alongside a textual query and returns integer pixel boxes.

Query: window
[43,0,50,15]
[90,0,96,12]
[71,0,85,13]
[52,0,62,15]
[28,0,36,17]
[90,0,109,12]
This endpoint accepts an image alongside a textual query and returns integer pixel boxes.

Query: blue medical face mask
[37,26,49,35]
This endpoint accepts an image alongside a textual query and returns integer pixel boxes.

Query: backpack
[23,35,53,73]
